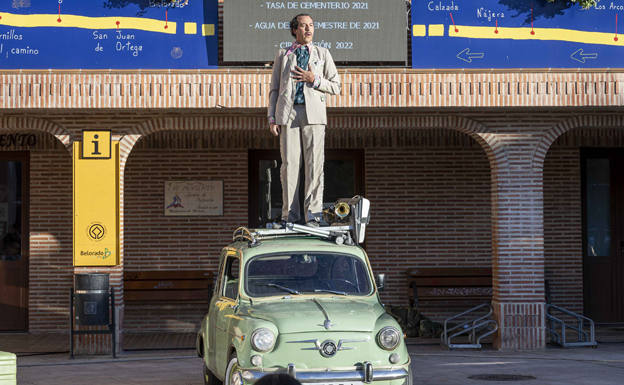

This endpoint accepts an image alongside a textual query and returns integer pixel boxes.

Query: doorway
[248,150,364,228]
[582,148,624,322]
[0,151,29,331]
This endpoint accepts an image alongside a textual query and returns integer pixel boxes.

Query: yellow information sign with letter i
[73,130,120,266]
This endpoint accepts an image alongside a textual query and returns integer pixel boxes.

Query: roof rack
[233,223,355,246]
[233,196,371,247]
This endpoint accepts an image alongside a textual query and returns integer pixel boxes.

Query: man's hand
[269,124,281,136]
[291,65,315,84]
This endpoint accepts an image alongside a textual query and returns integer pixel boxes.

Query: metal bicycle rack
[441,303,498,349]
[546,304,597,348]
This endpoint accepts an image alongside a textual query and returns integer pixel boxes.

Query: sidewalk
[409,343,624,385]
[13,342,624,385]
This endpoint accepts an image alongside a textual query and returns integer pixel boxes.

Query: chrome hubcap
[229,360,242,385]
[230,370,242,385]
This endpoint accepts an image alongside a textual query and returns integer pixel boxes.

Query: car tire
[204,363,222,385]
[405,365,413,385]
[225,353,243,385]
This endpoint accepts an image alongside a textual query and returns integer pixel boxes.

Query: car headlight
[376,326,401,350]
[251,328,275,352]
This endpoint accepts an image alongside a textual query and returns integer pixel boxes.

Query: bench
[406,268,492,308]
[123,270,213,303]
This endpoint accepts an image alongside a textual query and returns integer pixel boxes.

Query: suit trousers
[280,105,325,223]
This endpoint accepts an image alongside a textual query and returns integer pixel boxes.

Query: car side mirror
[376,274,385,291]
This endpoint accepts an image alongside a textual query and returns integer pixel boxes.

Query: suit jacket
[268,44,341,126]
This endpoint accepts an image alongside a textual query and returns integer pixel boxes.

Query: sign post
[73,131,119,266]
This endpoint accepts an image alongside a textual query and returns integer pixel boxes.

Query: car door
[207,249,226,371]
[213,251,240,377]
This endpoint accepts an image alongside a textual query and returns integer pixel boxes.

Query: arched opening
[122,128,251,348]
[0,130,72,335]
[544,126,624,326]
[120,115,494,345]
[350,126,492,324]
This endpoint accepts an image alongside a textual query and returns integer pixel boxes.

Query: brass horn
[334,202,350,219]
[322,199,352,224]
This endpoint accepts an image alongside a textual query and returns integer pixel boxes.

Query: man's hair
[290,13,313,38]
[255,374,302,385]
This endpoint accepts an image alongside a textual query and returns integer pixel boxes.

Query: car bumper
[240,362,410,384]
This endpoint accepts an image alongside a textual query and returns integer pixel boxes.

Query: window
[249,150,364,227]
[221,256,240,299]
[245,253,372,297]
[585,158,611,257]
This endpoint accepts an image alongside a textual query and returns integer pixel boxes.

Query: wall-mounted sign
[82,130,111,159]
[0,0,218,69]
[412,0,624,68]
[224,0,407,62]
[0,133,37,148]
[73,141,119,266]
[164,180,223,216]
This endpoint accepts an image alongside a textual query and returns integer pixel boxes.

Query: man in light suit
[268,13,341,226]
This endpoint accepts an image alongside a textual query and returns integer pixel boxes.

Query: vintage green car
[196,226,411,385]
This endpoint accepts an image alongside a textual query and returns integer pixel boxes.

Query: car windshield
[245,253,372,297]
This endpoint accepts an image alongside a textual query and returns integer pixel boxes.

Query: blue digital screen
[0,0,218,69]
[412,0,624,68]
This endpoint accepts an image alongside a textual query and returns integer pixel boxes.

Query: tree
[549,0,596,8]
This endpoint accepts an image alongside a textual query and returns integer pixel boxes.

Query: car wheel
[204,363,222,385]
[225,353,243,385]
[405,365,413,385]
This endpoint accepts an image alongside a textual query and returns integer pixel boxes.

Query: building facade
[1,70,623,351]
[1,2,624,351]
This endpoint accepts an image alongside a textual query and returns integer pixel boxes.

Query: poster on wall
[164,180,223,216]
[224,0,407,62]
[0,0,218,69]
[411,0,624,68]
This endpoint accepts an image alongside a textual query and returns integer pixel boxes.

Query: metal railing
[441,303,498,349]
[233,224,354,246]
[546,304,597,348]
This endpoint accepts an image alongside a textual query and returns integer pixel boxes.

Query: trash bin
[70,273,116,358]
[74,273,110,326]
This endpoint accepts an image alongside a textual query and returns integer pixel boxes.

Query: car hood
[243,297,384,334]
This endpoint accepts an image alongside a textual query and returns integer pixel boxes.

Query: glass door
[582,149,624,322]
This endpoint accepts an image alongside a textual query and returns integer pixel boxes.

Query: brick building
[1,6,624,352]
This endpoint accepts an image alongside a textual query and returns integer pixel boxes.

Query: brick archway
[0,116,72,149]
[532,115,624,172]
[121,112,502,340]
[128,113,497,159]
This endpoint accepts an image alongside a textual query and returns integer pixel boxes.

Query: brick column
[486,136,546,350]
